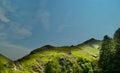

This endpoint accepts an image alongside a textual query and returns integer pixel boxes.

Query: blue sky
[0,0,120,59]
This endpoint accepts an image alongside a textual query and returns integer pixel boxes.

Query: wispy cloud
[57,24,72,33]
[39,0,47,7]
[0,0,16,12]
[0,0,32,40]
[0,41,31,60]
[0,32,7,40]
[0,7,10,23]
[0,0,16,23]
[9,23,32,39]
[33,0,50,31]
[0,23,5,29]
[0,0,33,60]
[36,9,50,31]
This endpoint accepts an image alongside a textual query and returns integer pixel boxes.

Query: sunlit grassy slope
[0,54,11,64]
[0,38,102,73]
[0,54,12,73]
[19,38,101,61]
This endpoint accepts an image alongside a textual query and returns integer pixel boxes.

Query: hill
[2,28,120,73]
[0,54,12,73]
[0,42,31,60]
[0,38,102,73]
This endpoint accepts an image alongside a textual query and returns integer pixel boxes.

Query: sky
[0,0,120,60]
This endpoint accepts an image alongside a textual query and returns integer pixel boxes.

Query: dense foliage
[99,28,120,73]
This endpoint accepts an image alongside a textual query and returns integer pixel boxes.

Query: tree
[99,35,113,73]
[112,28,120,72]
[114,28,120,44]
[44,61,54,73]
[112,44,120,72]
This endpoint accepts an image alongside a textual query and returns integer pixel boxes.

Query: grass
[19,42,100,65]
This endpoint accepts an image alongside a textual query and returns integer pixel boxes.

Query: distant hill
[78,38,102,49]
[0,54,11,63]
[0,42,31,60]
[0,38,102,73]
[0,54,12,72]
[81,38,101,45]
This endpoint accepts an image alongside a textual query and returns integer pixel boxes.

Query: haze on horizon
[0,0,120,60]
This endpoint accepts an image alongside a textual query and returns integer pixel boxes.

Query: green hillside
[0,54,10,64]
[0,38,102,73]
[1,29,120,73]
[0,54,13,73]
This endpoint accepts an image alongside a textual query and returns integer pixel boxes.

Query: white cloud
[16,28,32,37]
[0,0,33,40]
[0,0,16,23]
[0,0,33,60]
[14,28,32,39]
[0,7,10,23]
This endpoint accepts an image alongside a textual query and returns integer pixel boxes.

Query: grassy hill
[0,38,102,73]
[0,54,12,73]
[0,54,11,64]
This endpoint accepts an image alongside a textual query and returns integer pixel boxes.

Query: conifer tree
[112,28,120,72]
[113,44,120,72]
[114,28,120,44]
[99,35,113,72]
